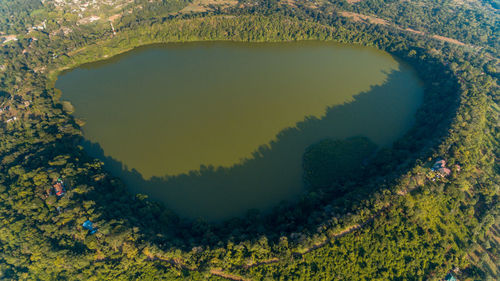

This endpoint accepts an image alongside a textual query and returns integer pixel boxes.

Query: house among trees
[432,159,451,177]
[52,178,66,197]
[82,220,98,234]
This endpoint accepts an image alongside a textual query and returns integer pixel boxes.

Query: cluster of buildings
[430,159,460,180]
[432,159,451,177]
[47,177,98,235]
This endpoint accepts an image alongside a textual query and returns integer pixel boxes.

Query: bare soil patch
[78,16,101,25]
[431,34,466,46]
[339,12,469,47]
[1,35,18,44]
[340,12,388,25]
[280,0,298,7]
[108,14,122,22]
[405,27,424,35]
[210,269,252,281]
[179,0,238,14]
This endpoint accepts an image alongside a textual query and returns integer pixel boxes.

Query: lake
[56,42,423,221]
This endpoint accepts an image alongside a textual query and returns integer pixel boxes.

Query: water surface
[57,42,423,220]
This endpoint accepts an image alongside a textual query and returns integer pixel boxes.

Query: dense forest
[0,0,498,280]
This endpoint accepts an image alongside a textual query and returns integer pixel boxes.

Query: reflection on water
[57,42,423,220]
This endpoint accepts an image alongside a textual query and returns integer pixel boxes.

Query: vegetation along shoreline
[0,0,498,280]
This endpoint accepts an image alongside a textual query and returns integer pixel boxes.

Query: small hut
[82,220,98,234]
[52,178,65,197]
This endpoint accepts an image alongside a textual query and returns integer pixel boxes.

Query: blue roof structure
[82,220,98,234]
[445,273,457,281]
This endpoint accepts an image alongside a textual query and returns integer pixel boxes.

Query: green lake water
[56,42,423,221]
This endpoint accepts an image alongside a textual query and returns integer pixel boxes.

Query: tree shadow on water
[83,69,423,222]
